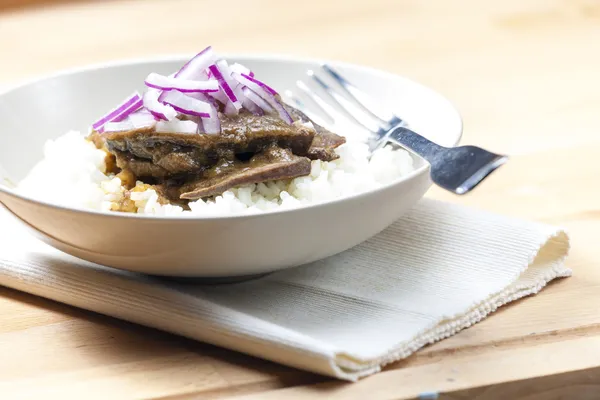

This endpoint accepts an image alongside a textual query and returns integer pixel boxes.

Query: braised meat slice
[283,104,346,161]
[306,130,347,161]
[93,104,347,201]
[173,146,311,200]
[103,112,316,179]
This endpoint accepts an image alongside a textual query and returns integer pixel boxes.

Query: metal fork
[285,65,508,195]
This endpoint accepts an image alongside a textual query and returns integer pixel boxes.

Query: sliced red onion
[208,89,229,105]
[208,64,242,110]
[93,92,142,130]
[175,46,218,80]
[103,120,135,132]
[240,73,278,95]
[196,120,205,134]
[218,60,248,109]
[201,103,220,134]
[145,73,219,93]
[161,90,212,118]
[223,77,262,115]
[235,85,264,116]
[186,91,218,107]
[229,63,254,78]
[144,89,177,121]
[128,108,157,128]
[242,86,274,113]
[112,99,143,123]
[233,73,292,124]
[223,101,237,116]
[214,60,256,115]
[241,95,264,116]
[156,119,199,134]
[191,91,226,127]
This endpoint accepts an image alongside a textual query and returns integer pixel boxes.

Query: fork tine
[295,80,357,129]
[321,64,405,128]
[308,70,385,133]
[284,90,332,130]
[287,84,373,142]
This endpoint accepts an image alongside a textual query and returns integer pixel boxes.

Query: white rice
[17,127,415,216]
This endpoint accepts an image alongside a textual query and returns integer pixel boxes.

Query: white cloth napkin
[0,199,571,381]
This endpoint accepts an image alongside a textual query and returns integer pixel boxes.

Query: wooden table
[1,0,600,398]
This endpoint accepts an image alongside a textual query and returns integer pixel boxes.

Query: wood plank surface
[1,0,599,398]
[0,0,89,12]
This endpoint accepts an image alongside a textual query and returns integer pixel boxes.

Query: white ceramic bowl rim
[0,53,463,222]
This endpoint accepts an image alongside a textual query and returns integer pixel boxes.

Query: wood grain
[1,0,599,399]
[0,0,89,12]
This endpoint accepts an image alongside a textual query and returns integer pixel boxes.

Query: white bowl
[0,54,462,278]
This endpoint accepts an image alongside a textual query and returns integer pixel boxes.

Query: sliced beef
[306,130,346,161]
[103,112,316,179]
[93,104,347,202]
[111,150,172,179]
[283,104,346,161]
[173,146,311,200]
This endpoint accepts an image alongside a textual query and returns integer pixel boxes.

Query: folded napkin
[0,199,570,381]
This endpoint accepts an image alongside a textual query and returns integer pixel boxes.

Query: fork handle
[385,126,446,163]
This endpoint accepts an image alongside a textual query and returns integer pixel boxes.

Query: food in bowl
[17,46,415,216]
